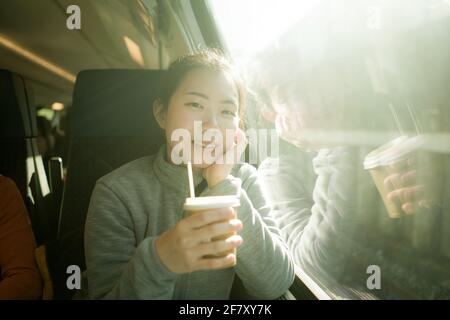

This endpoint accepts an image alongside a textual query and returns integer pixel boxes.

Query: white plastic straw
[388,103,405,136]
[187,161,195,198]
[406,103,422,135]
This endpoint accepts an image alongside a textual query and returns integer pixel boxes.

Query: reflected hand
[384,158,436,215]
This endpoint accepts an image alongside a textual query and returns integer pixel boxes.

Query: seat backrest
[0,69,52,245]
[56,70,166,279]
[0,69,37,198]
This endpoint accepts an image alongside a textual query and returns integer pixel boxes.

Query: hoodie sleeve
[202,164,295,299]
[259,148,366,279]
[85,181,178,299]
[0,176,42,299]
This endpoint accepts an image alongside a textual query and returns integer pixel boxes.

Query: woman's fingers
[401,170,417,185]
[387,184,427,215]
[418,199,433,209]
[192,219,243,243]
[196,235,243,256]
[387,184,425,203]
[401,202,417,215]
[184,207,235,229]
[215,128,247,165]
[384,173,402,192]
[185,236,243,272]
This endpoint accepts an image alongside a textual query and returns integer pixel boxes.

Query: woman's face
[268,83,344,150]
[157,68,240,168]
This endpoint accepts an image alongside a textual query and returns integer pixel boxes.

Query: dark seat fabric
[53,70,166,299]
[0,69,54,246]
[0,70,36,198]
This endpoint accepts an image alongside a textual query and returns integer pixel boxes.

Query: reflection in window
[210,0,450,299]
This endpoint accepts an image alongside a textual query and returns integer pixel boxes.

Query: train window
[2,0,450,301]
[209,0,450,299]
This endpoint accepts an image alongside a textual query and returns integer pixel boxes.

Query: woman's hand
[155,207,243,274]
[385,157,439,215]
[202,129,247,188]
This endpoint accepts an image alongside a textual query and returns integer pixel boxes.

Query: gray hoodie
[84,145,294,299]
[259,147,370,280]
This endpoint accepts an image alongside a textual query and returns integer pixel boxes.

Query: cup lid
[380,135,425,166]
[183,195,240,210]
[363,136,409,169]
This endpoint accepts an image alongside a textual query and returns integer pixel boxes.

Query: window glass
[209,0,450,299]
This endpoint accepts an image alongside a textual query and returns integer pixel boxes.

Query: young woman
[84,49,294,299]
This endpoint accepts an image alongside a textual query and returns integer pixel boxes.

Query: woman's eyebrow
[221,98,238,107]
[186,92,237,106]
[185,91,209,99]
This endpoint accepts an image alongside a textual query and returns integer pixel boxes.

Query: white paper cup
[183,195,241,260]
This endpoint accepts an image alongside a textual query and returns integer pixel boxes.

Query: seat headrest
[71,69,167,139]
[0,69,36,138]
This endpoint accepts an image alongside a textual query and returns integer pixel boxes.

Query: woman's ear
[153,99,166,129]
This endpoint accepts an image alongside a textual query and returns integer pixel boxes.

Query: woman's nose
[202,110,219,129]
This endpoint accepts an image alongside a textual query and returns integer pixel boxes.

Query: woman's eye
[186,102,203,109]
[222,110,237,117]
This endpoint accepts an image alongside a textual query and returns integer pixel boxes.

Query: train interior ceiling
[1,0,450,300]
[0,0,199,107]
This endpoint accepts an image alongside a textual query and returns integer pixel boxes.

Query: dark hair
[156,48,246,128]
